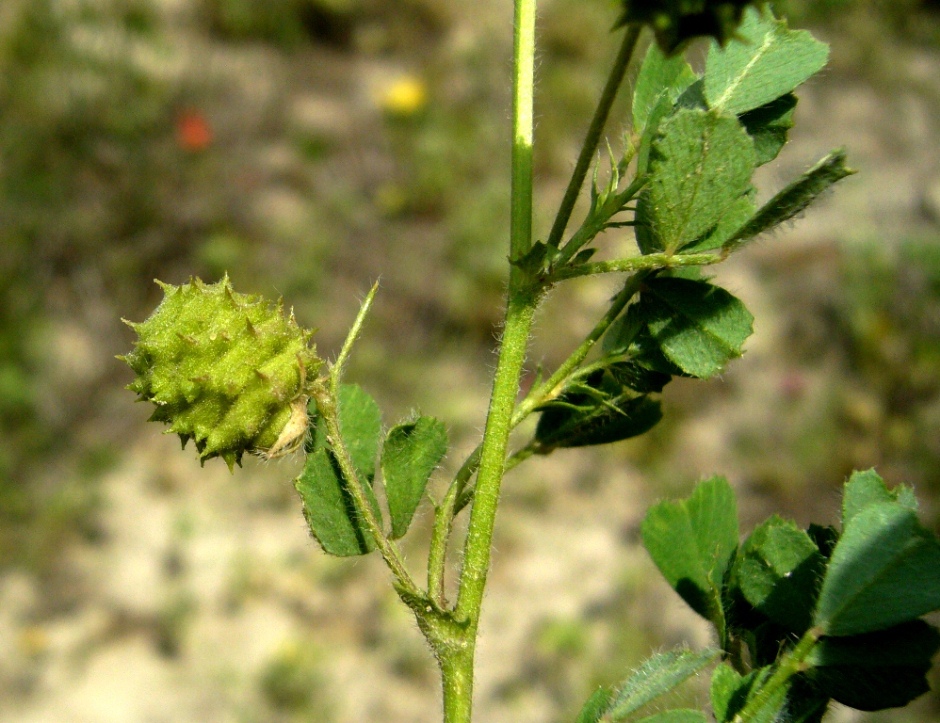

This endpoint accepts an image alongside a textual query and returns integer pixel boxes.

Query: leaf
[335,383,382,480]
[642,476,739,635]
[731,515,825,633]
[704,9,829,115]
[535,392,662,450]
[635,278,754,379]
[724,150,855,250]
[709,663,740,723]
[814,501,940,636]
[806,619,940,711]
[739,93,797,165]
[382,416,448,539]
[576,687,614,723]
[633,43,697,134]
[607,361,672,394]
[297,383,384,557]
[679,191,755,254]
[637,108,756,254]
[842,468,917,528]
[295,448,382,556]
[314,383,383,481]
[605,648,719,719]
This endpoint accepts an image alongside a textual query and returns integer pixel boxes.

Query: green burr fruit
[120,275,321,470]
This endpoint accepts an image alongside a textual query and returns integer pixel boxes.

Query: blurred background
[1,0,939,721]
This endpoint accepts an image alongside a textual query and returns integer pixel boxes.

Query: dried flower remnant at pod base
[120,275,321,470]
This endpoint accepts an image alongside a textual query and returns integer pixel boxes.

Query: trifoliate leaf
[704,8,828,115]
[636,108,756,254]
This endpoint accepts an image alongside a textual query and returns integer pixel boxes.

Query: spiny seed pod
[120,275,321,470]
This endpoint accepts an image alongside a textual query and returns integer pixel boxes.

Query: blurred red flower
[175,109,213,151]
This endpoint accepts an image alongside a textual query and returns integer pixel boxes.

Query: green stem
[428,270,649,583]
[732,628,822,723]
[510,271,649,422]
[428,446,481,607]
[429,2,540,720]
[552,252,723,281]
[545,25,642,251]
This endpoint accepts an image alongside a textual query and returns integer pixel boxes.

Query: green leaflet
[296,384,384,557]
[724,150,855,251]
[704,8,828,115]
[739,93,797,166]
[295,447,382,557]
[534,390,663,450]
[575,688,615,723]
[630,277,754,380]
[605,648,719,719]
[813,501,940,636]
[842,468,917,527]
[679,192,755,253]
[313,383,382,481]
[710,664,787,723]
[637,108,756,255]
[632,43,697,135]
[642,476,738,638]
[731,515,825,634]
[806,620,940,711]
[382,416,448,539]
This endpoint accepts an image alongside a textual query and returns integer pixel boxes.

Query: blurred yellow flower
[378,76,428,117]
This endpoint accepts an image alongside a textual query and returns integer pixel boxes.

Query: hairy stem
[430,1,539,720]
[731,628,821,723]
[546,25,642,251]
[552,251,723,281]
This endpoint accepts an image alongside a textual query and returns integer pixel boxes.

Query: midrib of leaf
[663,122,711,248]
[711,29,775,112]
